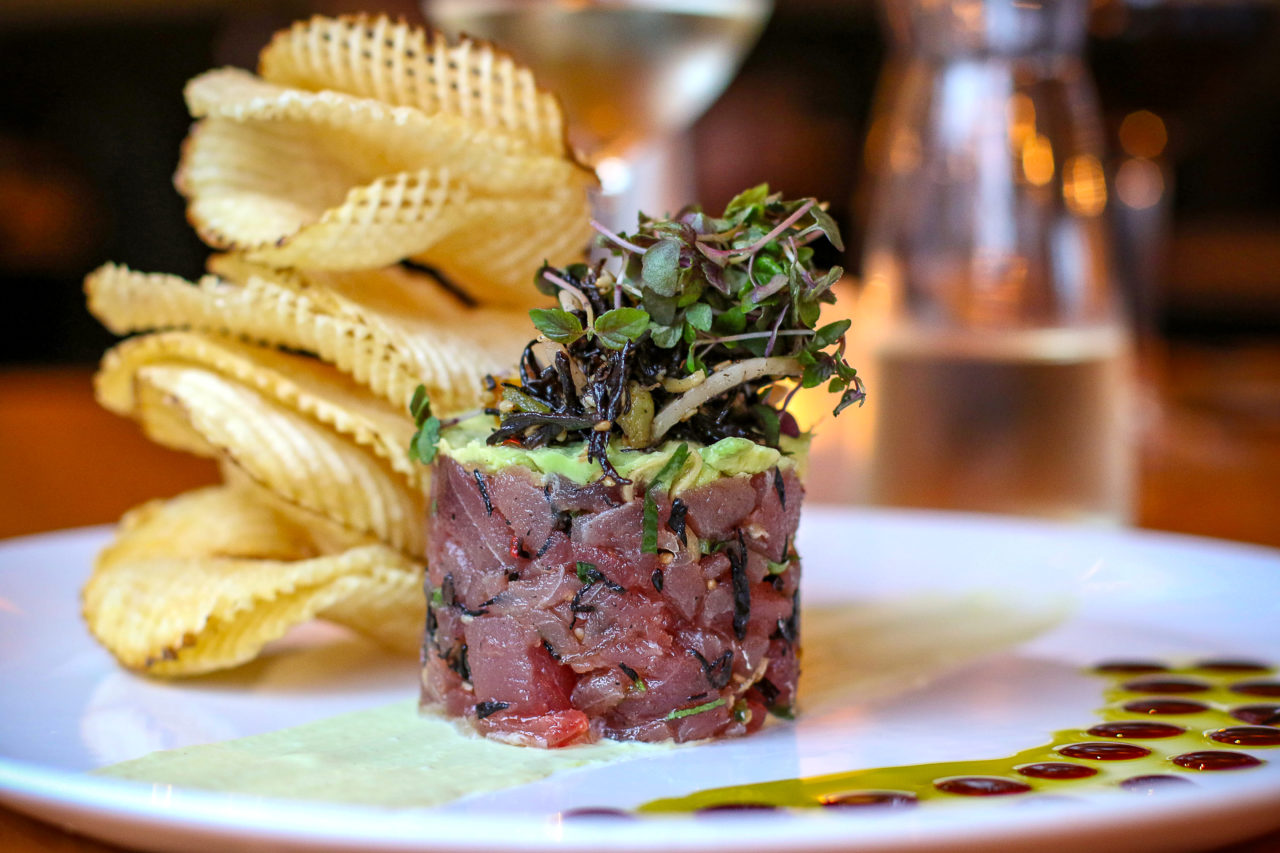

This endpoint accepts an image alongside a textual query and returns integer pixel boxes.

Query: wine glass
[425,0,772,230]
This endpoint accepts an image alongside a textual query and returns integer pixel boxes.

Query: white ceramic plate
[2,508,1279,853]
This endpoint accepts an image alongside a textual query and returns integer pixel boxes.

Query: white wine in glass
[427,0,771,224]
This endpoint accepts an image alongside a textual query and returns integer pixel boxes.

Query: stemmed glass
[425,0,772,230]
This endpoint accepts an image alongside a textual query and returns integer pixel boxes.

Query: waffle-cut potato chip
[84,486,421,676]
[99,485,326,567]
[180,118,467,270]
[84,261,527,413]
[97,331,419,486]
[217,462,382,557]
[123,364,426,556]
[423,188,594,306]
[178,112,592,290]
[259,15,570,158]
[185,68,586,197]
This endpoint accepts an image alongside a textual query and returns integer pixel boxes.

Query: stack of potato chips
[81,16,594,676]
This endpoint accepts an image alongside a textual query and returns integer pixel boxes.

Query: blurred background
[0,0,1277,544]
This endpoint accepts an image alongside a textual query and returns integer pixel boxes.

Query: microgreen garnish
[487,185,864,469]
[408,384,441,465]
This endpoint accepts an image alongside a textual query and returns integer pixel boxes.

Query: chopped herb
[732,699,751,723]
[664,698,727,721]
[474,700,509,719]
[430,587,444,607]
[651,443,690,491]
[765,558,791,575]
[641,490,659,554]
[576,561,597,584]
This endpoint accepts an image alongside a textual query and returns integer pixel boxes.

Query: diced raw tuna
[421,455,802,747]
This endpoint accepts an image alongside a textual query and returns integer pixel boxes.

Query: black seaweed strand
[667,498,689,547]
[474,700,509,719]
[473,470,493,515]
[729,530,751,641]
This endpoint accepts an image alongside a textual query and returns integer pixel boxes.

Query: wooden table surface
[1,341,1278,851]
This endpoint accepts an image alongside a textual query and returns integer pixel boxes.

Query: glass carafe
[857,0,1134,523]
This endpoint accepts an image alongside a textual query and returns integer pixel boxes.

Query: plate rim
[3,509,1279,853]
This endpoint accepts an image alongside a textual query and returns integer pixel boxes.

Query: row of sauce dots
[566,659,1279,816]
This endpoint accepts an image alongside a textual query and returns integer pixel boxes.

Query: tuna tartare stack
[414,186,864,746]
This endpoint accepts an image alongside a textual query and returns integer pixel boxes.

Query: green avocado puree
[96,701,657,807]
[438,415,809,490]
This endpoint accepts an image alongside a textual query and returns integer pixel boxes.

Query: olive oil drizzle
[636,661,1277,813]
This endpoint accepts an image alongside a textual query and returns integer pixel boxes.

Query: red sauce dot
[1123,677,1211,694]
[1015,762,1097,780]
[1195,659,1272,673]
[1123,698,1210,715]
[1095,661,1169,674]
[934,776,1032,796]
[1120,775,1196,793]
[563,808,635,820]
[1058,742,1152,760]
[1208,726,1280,746]
[1087,721,1185,739]
[820,791,917,809]
[1171,751,1264,771]
[1231,705,1280,726]
[1231,681,1280,697]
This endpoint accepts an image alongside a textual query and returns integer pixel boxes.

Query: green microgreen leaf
[713,305,747,334]
[813,319,851,349]
[409,414,441,465]
[529,307,584,344]
[409,384,429,423]
[806,205,845,252]
[650,323,682,348]
[641,239,682,297]
[724,184,770,218]
[594,307,649,350]
[407,385,441,466]
[685,302,712,332]
[576,561,597,584]
[664,698,726,720]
